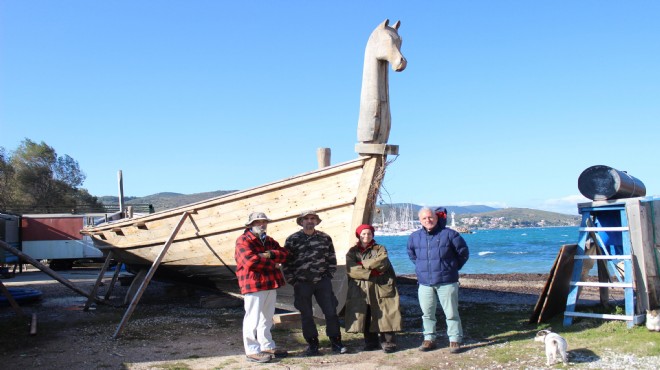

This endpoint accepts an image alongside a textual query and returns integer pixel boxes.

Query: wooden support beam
[0,280,24,317]
[355,143,399,156]
[113,211,191,339]
[0,240,105,305]
[104,262,123,301]
[84,251,114,311]
[30,313,38,336]
[187,215,236,277]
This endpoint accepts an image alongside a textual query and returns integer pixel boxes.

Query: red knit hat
[355,224,375,237]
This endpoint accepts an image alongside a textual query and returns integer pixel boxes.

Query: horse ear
[392,20,401,30]
[380,19,390,28]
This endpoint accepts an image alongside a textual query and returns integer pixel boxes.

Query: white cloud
[421,196,591,215]
[536,194,590,215]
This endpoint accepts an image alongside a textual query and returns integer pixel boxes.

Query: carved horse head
[357,19,406,144]
[367,19,407,72]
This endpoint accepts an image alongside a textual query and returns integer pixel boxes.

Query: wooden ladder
[563,203,644,328]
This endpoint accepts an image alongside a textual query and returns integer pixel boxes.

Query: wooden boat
[81,19,406,315]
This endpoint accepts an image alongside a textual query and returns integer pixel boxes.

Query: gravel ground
[1,267,656,369]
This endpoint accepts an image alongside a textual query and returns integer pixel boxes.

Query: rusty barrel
[578,165,646,201]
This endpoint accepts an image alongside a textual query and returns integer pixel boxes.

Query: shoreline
[396,273,550,306]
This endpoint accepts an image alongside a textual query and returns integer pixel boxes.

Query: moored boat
[81,19,407,316]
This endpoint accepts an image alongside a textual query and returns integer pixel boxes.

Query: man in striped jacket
[235,212,289,363]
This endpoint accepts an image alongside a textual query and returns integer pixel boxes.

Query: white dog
[534,329,569,366]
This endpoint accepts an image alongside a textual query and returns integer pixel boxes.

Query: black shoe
[262,348,288,358]
[363,343,381,351]
[304,345,320,356]
[382,342,396,353]
[330,336,348,354]
[331,343,348,354]
[304,337,321,356]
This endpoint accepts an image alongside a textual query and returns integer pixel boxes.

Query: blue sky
[2,1,658,216]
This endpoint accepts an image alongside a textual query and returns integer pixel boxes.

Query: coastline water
[380,226,579,275]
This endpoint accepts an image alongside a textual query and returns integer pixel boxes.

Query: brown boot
[419,340,436,352]
[245,352,271,363]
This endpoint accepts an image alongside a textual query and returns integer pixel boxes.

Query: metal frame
[563,204,644,327]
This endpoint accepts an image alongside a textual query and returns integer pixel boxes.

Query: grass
[153,363,191,370]
[453,301,658,368]
[2,294,658,369]
[272,301,659,368]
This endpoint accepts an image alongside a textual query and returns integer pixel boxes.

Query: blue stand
[563,203,643,328]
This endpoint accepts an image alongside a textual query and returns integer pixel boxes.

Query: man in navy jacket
[407,207,469,354]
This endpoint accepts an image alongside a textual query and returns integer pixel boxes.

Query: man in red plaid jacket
[235,212,289,363]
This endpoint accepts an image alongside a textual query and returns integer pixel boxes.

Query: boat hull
[83,156,384,316]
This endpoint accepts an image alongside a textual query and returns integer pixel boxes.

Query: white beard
[251,225,267,237]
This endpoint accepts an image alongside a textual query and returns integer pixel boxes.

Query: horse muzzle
[392,57,407,72]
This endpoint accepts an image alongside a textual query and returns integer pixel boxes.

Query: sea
[379,226,579,275]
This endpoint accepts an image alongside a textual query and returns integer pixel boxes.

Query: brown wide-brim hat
[296,210,322,226]
[245,212,271,226]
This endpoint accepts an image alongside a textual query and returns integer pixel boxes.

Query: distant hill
[376,203,579,229]
[99,190,236,212]
[376,203,499,215]
[452,207,579,228]
[99,194,579,229]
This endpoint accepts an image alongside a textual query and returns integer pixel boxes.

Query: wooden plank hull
[83,156,385,315]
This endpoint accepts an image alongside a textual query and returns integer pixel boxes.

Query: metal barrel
[578,165,646,201]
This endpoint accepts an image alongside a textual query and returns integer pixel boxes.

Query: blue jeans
[417,282,463,343]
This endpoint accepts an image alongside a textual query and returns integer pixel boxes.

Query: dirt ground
[0,267,621,370]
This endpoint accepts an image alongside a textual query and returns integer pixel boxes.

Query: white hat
[245,212,271,226]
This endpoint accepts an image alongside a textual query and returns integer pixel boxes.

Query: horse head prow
[357,19,407,144]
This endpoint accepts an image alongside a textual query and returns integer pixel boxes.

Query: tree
[0,138,103,213]
[0,148,15,209]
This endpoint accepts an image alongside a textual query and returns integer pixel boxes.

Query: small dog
[534,329,569,366]
[647,309,660,332]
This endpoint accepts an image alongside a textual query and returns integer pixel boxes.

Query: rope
[374,155,398,206]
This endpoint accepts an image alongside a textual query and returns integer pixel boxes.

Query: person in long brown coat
[344,224,402,353]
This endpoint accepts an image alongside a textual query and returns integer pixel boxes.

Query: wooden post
[0,280,24,317]
[84,251,114,311]
[0,240,104,304]
[317,148,331,168]
[30,313,38,336]
[104,261,124,300]
[113,211,191,339]
[118,170,125,218]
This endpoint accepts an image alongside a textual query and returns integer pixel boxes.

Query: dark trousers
[293,276,341,340]
[364,304,395,345]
